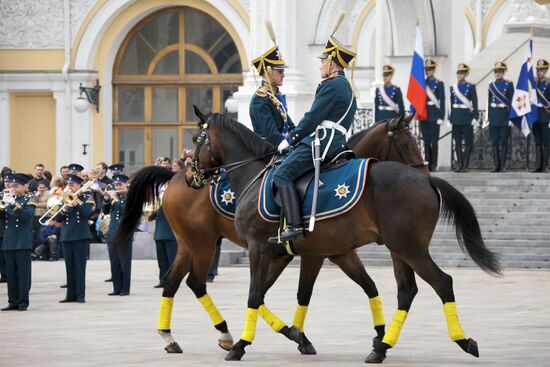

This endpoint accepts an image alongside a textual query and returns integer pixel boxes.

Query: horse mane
[211,113,276,158]
[346,122,384,149]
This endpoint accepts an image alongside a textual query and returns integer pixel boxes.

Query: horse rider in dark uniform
[1,173,36,311]
[0,173,13,283]
[374,65,404,123]
[533,59,550,172]
[103,174,132,296]
[249,39,295,146]
[450,63,479,172]
[418,58,445,172]
[487,61,514,172]
[55,174,95,303]
[269,19,357,243]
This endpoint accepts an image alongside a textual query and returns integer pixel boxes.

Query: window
[113,7,243,172]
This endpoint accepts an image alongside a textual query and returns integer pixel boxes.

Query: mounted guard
[249,21,294,146]
[268,11,357,243]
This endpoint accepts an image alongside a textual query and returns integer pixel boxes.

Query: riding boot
[500,144,508,172]
[543,145,549,173]
[453,143,463,172]
[460,146,472,173]
[490,145,500,172]
[431,144,439,172]
[268,184,304,244]
[532,144,543,172]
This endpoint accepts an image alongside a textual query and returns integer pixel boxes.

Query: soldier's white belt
[490,103,508,108]
[427,101,438,106]
[452,103,469,109]
[378,106,396,111]
[316,120,347,135]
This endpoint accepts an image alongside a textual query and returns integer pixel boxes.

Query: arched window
[113,7,243,171]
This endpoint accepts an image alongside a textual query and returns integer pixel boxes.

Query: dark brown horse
[190,109,501,363]
[115,115,427,355]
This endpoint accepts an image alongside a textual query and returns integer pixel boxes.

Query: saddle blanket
[259,158,371,223]
[210,158,372,223]
[210,173,237,220]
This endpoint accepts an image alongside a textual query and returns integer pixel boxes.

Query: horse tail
[114,166,175,249]
[429,176,502,275]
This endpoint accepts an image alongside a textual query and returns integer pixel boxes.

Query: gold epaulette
[255,85,269,97]
[26,196,37,207]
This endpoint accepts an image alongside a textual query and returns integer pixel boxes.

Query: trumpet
[39,180,94,225]
[105,189,126,203]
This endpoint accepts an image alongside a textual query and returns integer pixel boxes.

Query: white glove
[471,119,478,127]
[436,119,443,125]
[445,120,452,129]
[509,121,514,127]
[277,139,290,153]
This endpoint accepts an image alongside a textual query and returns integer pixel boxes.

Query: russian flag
[509,39,538,136]
[407,27,427,120]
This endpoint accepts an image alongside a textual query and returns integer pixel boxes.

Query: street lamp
[74,80,101,113]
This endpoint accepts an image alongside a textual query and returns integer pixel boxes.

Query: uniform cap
[424,58,437,69]
[67,174,83,185]
[537,59,549,70]
[112,174,129,183]
[109,164,125,173]
[251,46,288,76]
[68,163,84,173]
[493,61,507,71]
[319,36,356,69]
[11,173,32,185]
[383,64,395,74]
[457,63,470,73]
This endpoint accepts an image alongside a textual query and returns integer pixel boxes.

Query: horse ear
[390,115,401,130]
[193,105,207,124]
[403,113,414,127]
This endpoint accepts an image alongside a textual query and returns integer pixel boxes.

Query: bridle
[384,120,428,169]
[189,119,276,189]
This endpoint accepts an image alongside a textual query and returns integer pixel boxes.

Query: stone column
[53,88,73,173]
[233,0,312,129]
[0,91,10,168]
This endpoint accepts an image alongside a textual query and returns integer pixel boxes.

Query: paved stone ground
[1,260,549,367]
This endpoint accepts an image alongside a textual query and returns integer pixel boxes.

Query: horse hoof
[456,338,479,358]
[225,347,245,361]
[164,342,183,353]
[365,349,386,364]
[288,326,304,345]
[218,332,234,351]
[298,342,317,355]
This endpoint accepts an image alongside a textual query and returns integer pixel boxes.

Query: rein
[384,120,428,169]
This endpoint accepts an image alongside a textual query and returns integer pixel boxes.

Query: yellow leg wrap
[240,308,259,343]
[258,304,286,332]
[381,310,408,347]
[157,296,174,330]
[443,302,466,341]
[198,294,225,326]
[369,296,385,327]
[292,304,308,332]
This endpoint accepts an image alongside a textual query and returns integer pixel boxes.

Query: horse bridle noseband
[385,120,428,169]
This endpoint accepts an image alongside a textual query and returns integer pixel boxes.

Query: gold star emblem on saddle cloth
[221,189,235,206]
[334,183,350,200]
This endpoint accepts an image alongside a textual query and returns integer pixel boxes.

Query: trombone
[39,180,94,225]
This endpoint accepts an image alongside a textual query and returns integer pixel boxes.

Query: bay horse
[115,114,427,355]
[190,109,501,363]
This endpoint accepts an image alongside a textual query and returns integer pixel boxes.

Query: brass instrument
[98,214,111,238]
[142,186,165,221]
[39,180,94,226]
[105,189,127,203]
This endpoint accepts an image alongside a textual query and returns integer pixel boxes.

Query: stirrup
[268,226,304,244]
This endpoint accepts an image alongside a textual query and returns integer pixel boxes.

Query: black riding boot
[460,146,472,173]
[491,145,500,172]
[500,144,508,172]
[543,145,549,173]
[268,184,305,244]
[431,144,439,172]
[532,144,543,172]
[453,143,463,172]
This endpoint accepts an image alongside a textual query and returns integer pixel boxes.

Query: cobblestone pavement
[1,260,549,367]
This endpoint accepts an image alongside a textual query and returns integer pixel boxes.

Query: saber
[308,128,322,232]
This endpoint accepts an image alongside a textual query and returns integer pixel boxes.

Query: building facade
[1,0,549,173]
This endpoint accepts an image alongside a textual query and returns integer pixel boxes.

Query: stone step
[462,206,550,213]
[454,193,550,200]
[432,232,550,240]
[357,245,550,255]
[433,172,549,180]
[462,212,547,219]
[234,256,550,270]
[458,186,550,193]
[428,239,550,247]
[353,251,550,262]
